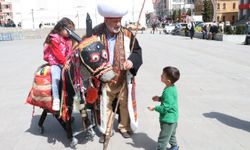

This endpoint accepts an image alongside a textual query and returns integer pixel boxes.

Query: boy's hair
[163,66,180,84]
[44,17,75,44]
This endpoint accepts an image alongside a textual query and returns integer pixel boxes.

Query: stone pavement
[0,34,249,150]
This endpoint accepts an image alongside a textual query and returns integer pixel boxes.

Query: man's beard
[107,25,121,34]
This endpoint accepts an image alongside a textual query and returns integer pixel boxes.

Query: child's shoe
[52,98,60,111]
[168,146,179,150]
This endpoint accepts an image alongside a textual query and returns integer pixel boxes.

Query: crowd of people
[0,19,18,27]
[201,22,219,40]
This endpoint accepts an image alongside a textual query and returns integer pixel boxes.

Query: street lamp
[31,8,46,30]
[75,5,85,29]
[31,9,34,29]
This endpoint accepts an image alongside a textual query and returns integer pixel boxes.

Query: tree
[178,9,181,22]
[203,0,213,22]
[172,10,177,22]
[187,8,192,16]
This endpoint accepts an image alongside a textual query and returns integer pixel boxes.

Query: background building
[0,0,13,26]
[239,0,250,21]
[8,0,153,29]
[153,0,194,20]
[216,0,239,24]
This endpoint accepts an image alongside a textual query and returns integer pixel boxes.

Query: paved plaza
[0,33,249,150]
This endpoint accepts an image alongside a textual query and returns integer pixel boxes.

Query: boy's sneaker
[168,146,179,150]
[52,98,60,111]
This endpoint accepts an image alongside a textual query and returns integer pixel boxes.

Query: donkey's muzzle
[93,64,115,82]
[100,70,115,82]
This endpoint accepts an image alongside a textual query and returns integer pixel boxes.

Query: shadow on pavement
[203,112,250,132]
[127,132,157,150]
[25,113,92,147]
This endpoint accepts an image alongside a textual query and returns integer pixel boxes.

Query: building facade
[239,0,250,20]
[0,0,13,25]
[216,0,239,24]
[154,0,194,19]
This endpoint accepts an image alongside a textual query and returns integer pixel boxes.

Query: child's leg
[51,65,62,111]
[51,65,62,99]
[157,122,176,150]
[169,122,178,148]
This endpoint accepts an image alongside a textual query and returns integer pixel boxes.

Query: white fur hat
[97,0,129,18]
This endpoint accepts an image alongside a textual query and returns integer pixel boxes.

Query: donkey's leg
[38,109,48,134]
[80,109,90,129]
[64,68,78,147]
[66,107,78,147]
[54,113,66,131]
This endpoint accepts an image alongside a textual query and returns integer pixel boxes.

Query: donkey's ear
[86,13,93,37]
[64,27,82,43]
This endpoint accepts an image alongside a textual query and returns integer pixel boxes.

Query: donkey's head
[75,36,115,82]
[65,13,115,82]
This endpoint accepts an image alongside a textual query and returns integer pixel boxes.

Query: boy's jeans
[51,65,62,100]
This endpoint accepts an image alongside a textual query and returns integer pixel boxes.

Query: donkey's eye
[90,53,100,62]
[97,45,100,49]
[102,50,108,59]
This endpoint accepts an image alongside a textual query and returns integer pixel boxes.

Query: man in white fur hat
[93,0,143,143]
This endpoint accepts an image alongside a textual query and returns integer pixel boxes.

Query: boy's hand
[148,106,155,111]
[152,96,159,102]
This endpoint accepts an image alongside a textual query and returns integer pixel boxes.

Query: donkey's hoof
[70,137,78,147]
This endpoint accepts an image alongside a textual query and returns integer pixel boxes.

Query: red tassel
[86,87,98,104]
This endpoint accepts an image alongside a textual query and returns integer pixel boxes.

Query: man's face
[104,18,122,34]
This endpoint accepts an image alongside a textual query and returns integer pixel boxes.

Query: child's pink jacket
[43,33,72,65]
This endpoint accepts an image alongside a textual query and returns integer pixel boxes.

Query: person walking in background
[39,22,43,29]
[93,0,143,143]
[152,23,157,34]
[244,21,250,45]
[188,21,195,39]
[148,66,180,150]
[202,24,207,39]
[43,17,75,111]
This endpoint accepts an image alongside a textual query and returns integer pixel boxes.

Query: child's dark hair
[44,17,75,44]
[163,66,180,84]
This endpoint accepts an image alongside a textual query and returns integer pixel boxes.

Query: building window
[5,5,9,9]
[223,3,226,9]
[217,3,220,9]
[222,16,225,22]
[217,16,220,22]
[233,3,236,9]
[232,16,235,23]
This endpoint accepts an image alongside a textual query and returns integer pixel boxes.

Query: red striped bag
[26,64,53,112]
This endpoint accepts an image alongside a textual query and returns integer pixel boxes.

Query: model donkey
[26,13,115,147]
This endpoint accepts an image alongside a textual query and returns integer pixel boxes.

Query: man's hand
[123,60,133,70]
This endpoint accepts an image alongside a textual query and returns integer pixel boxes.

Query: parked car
[125,22,146,31]
[171,23,187,35]
[163,24,175,34]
